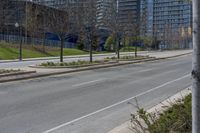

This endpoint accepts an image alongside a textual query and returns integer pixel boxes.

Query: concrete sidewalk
[0,50,191,63]
[141,49,192,58]
[107,87,191,133]
[0,52,139,63]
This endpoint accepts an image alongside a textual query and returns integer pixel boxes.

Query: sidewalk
[0,50,191,63]
[140,49,192,58]
[0,52,138,63]
[107,87,191,133]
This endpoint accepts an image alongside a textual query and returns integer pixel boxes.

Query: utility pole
[25,0,28,46]
[15,22,22,61]
[116,0,120,59]
[192,0,200,132]
[19,26,22,61]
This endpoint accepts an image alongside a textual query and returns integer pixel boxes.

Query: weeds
[130,94,192,133]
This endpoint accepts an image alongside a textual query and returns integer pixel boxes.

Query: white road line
[137,68,153,73]
[42,74,190,133]
[72,79,105,87]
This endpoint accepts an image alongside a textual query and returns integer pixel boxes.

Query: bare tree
[125,12,139,56]
[77,0,98,62]
[192,0,200,132]
[45,3,75,62]
[26,3,47,52]
[125,8,147,57]
[104,0,122,59]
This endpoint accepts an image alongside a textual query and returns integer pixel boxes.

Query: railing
[0,34,75,48]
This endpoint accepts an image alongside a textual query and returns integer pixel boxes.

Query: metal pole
[19,26,22,61]
[192,0,200,132]
[25,0,28,45]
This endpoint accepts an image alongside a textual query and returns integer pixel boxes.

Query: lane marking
[42,74,190,133]
[72,79,105,87]
[137,68,153,73]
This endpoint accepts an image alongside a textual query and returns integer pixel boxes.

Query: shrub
[76,43,84,50]
[104,36,115,51]
[40,60,104,67]
[131,94,192,133]
[0,69,20,74]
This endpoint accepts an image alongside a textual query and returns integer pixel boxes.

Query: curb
[107,87,192,133]
[0,71,36,78]
[0,52,192,83]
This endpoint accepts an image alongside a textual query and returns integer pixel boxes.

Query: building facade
[153,0,192,49]
[28,0,67,8]
[118,0,141,26]
[117,0,151,36]
[144,0,153,36]
[96,0,114,29]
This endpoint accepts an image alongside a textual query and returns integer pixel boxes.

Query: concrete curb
[108,87,192,133]
[0,71,36,78]
[0,52,192,83]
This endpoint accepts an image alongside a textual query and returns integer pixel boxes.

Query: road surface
[0,54,192,133]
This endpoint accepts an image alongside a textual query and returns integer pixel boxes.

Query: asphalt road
[0,54,192,133]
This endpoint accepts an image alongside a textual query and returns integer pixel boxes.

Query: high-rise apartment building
[153,0,192,48]
[96,0,114,29]
[144,0,153,36]
[118,0,141,26]
[27,0,67,8]
[117,0,150,36]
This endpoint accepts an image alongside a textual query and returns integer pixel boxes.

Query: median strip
[0,52,192,83]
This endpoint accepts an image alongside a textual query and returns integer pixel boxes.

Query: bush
[0,69,20,74]
[39,60,104,67]
[104,36,115,51]
[131,94,192,133]
[76,43,84,50]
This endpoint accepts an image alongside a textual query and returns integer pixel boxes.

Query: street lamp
[15,22,22,61]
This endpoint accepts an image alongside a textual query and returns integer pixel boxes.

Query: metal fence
[0,34,76,48]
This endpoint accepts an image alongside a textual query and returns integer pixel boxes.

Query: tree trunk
[60,38,64,62]
[135,36,138,57]
[115,34,120,59]
[89,38,93,63]
[192,0,200,132]
[42,33,45,53]
[135,46,137,57]
[117,38,120,59]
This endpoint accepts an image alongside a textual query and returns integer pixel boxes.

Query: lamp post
[15,22,22,61]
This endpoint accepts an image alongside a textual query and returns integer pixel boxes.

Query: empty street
[0,54,192,133]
